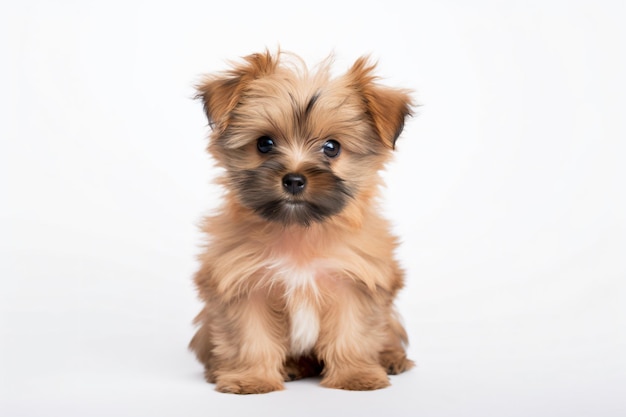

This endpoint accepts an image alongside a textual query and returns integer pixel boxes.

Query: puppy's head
[197,50,412,226]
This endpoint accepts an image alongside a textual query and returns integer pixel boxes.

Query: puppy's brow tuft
[304,92,321,116]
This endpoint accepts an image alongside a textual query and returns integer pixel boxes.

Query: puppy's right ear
[196,50,278,133]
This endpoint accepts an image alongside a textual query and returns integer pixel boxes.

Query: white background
[1,1,624,416]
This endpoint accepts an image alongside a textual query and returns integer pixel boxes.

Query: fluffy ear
[196,50,278,132]
[347,57,413,149]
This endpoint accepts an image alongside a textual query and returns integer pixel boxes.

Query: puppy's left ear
[347,57,413,149]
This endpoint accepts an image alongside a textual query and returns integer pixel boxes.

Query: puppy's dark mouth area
[231,164,353,226]
[255,199,334,226]
[244,195,350,227]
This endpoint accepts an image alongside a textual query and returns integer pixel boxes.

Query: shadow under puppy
[190,50,414,394]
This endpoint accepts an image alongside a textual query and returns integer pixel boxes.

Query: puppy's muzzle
[282,173,307,195]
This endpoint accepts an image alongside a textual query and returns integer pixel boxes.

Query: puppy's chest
[270,260,325,355]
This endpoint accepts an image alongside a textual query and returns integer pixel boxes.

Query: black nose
[282,173,307,195]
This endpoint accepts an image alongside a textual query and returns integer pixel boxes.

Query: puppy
[190,50,414,394]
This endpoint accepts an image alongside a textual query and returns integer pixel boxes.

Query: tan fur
[190,50,414,393]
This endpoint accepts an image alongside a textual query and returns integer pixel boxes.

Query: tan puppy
[190,50,414,394]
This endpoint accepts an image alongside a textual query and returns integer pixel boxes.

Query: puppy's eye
[257,136,275,154]
[322,139,341,158]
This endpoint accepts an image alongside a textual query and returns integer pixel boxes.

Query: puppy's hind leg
[189,308,217,382]
[379,309,414,375]
[283,354,324,381]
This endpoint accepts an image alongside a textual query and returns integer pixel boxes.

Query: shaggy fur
[190,50,414,394]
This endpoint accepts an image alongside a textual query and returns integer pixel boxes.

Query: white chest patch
[267,258,321,354]
[289,302,319,354]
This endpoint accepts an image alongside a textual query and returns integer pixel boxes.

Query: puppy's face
[198,52,412,226]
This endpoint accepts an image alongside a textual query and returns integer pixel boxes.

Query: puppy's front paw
[321,366,390,391]
[215,375,284,394]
